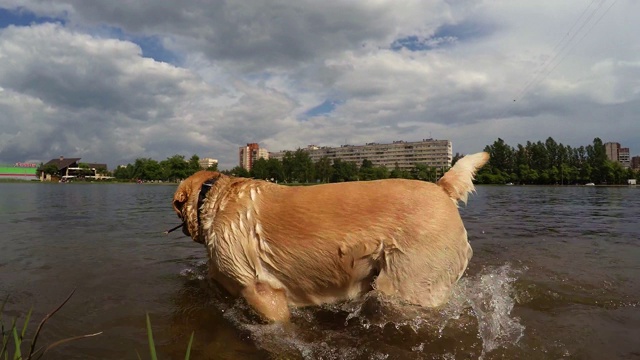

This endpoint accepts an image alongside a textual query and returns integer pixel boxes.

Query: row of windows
[270,141,453,169]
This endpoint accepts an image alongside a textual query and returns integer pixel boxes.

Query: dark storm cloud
[12,0,408,70]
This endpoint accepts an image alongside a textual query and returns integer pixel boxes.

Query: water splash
[178,261,525,359]
[178,259,207,280]
[450,264,525,357]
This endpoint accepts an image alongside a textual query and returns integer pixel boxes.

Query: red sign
[15,162,38,168]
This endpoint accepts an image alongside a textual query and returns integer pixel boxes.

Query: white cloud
[0,0,639,170]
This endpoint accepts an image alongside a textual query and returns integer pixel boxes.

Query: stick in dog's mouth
[164,222,184,235]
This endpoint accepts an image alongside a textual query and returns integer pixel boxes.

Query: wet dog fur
[172,152,489,322]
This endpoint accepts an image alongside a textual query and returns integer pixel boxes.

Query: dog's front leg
[241,282,290,322]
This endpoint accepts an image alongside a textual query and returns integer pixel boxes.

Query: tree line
[478,137,638,185]
[111,151,440,183]
[110,137,637,185]
[112,154,215,181]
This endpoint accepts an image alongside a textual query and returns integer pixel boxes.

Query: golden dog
[172,152,489,322]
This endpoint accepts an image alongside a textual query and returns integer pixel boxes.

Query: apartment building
[604,142,631,168]
[270,139,452,170]
[198,157,218,169]
[239,143,269,171]
[631,156,640,170]
[604,142,620,162]
[619,147,630,168]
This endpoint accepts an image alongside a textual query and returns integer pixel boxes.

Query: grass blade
[145,313,157,360]
[21,308,33,339]
[2,319,17,360]
[11,326,21,360]
[38,332,102,358]
[28,288,76,358]
[184,331,194,360]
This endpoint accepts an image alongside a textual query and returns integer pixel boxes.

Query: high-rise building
[604,142,620,162]
[604,142,631,168]
[619,147,630,168]
[269,139,452,170]
[198,157,218,170]
[631,156,640,170]
[239,143,269,171]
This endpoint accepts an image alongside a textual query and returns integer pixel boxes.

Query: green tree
[606,161,627,185]
[266,158,284,182]
[411,163,429,181]
[390,163,411,179]
[485,138,514,174]
[586,138,608,184]
[227,166,250,177]
[626,168,637,183]
[359,159,375,180]
[282,151,295,182]
[187,154,201,175]
[481,138,514,183]
[315,156,333,183]
[250,157,269,179]
[132,158,163,180]
[113,165,134,180]
[160,155,189,181]
[372,166,390,180]
[283,149,314,183]
[331,159,358,182]
[39,163,60,178]
[205,163,219,171]
[529,141,550,177]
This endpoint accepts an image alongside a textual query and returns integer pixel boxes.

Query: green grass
[2,291,193,359]
[1,290,102,360]
[138,314,194,360]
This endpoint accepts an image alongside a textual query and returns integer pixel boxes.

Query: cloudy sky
[0,0,637,170]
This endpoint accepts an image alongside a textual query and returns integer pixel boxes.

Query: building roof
[40,157,108,171]
[42,157,81,171]
[87,163,108,170]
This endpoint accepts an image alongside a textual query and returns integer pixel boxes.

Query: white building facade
[270,139,452,170]
[198,157,219,169]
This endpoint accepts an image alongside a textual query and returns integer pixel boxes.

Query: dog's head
[172,170,223,244]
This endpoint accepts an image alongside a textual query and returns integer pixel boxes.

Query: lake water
[1,183,638,359]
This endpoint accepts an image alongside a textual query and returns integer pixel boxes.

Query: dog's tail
[437,152,489,205]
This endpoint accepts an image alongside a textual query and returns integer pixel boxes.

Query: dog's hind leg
[373,238,472,308]
[241,282,291,322]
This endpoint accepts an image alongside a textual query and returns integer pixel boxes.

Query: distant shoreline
[1,178,635,188]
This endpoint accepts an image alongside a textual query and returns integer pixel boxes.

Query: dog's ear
[172,196,185,215]
[172,171,223,243]
[172,183,189,216]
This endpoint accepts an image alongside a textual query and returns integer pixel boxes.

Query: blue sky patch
[391,35,443,51]
[91,25,180,65]
[303,99,343,119]
[0,7,66,28]
[133,35,180,65]
[434,20,493,42]
[0,8,178,65]
[391,20,493,52]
